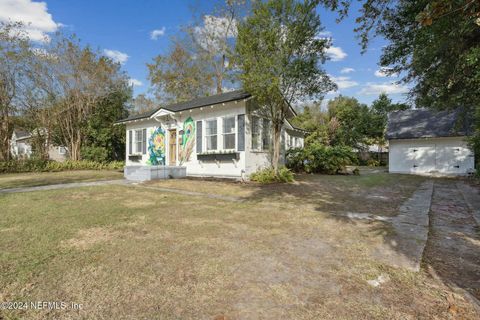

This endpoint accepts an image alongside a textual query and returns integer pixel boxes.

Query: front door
[169,130,177,166]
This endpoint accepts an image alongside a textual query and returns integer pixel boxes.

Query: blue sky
[1,0,410,107]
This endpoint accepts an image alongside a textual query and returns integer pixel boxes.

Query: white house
[387,109,475,176]
[10,129,68,161]
[116,90,305,180]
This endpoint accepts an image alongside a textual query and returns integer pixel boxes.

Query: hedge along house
[116,90,305,181]
[387,109,475,176]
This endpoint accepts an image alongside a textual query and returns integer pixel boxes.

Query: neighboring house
[10,129,68,162]
[10,130,33,159]
[116,90,305,180]
[387,109,475,176]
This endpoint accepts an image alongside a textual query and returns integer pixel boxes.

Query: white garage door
[389,138,475,175]
[411,146,436,174]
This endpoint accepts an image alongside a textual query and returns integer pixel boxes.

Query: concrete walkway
[423,180,480,307]
[372,180,434,272]
[0,179,129,194]
[457,181,480,226]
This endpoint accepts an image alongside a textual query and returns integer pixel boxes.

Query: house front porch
[124,165,186,181]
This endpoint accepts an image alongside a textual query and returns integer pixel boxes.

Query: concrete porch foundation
[124,165,186,181]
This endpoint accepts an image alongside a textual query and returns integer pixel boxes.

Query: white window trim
[134,129,144,154]
[251,115,262,152]
[204,118,218,151]
[222,116,236,150]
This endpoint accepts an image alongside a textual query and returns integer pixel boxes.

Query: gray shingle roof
[386,109,471,140]
[116,90,251,123]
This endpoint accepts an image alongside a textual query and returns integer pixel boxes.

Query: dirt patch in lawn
[62,227,120,250]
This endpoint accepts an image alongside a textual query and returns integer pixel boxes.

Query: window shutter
[237,114,245,151]
[142,129,147,154]
[196,121,202,153]
[128,130,132,155]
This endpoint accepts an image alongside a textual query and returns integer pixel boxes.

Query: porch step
[124,165,186,181]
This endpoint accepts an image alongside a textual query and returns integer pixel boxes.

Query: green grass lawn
[0,170,124,189]
[0,173,477,319]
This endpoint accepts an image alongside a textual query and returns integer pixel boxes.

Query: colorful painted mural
[147,127,166,165]
[179,117,195,165]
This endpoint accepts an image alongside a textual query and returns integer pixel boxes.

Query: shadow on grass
[238,172,432,272]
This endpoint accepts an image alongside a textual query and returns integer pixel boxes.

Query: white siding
[125,101,248,178]
[124,99,305,179]
[389,137,475,176]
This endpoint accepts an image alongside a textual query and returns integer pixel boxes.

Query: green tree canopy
[235,0,336,172]
[321,0,480,156]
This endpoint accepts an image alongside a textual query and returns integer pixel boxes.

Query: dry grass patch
[62,227,119,250]
[0,179,478,319]
[0,170,123,189]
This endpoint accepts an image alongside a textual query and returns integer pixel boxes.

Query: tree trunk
[0,114,10,161]
[70,138,81,161]
[272,122,282,175]
[216,55,225,94]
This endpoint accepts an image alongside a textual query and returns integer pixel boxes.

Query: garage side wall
[388,136,475,176]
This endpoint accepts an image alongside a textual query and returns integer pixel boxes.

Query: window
[262,119,271,150]
[134,129,146,154]
[205,119,217,150]
[251,116,260,150]
[223,116,236,150]
[128,130,133,154]
[58,146,66,155]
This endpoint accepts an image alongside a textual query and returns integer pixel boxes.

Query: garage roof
[386,109,472,140]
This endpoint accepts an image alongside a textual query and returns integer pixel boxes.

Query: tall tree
[235,0,336,173]
[81,88,131,162]
[186,0,247,93]
[34,34,129,160]
[326,96,372,148]
[147,42,213,103]
[148,1,247,103]
[321,0,480,156]
[130,93,156,115]
[0,22,32,161]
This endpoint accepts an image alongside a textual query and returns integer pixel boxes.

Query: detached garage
[387,109,475,176]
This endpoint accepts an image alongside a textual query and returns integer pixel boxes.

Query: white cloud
[150,27,166,40]
[330,76,359,89]
[340,67,355,74]
[326,46,347,62]
[0,0,60,42]
[374,67,398,77]
[316,30,332,38]
[194,15,237,51]
[128,78,143,87]
[103,49,129,64]
[359,82,409,95]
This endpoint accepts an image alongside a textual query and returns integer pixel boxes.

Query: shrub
[367,159,380,167]
[286,144,356,174]
[81,146,110,162]
[0,159,124,174]
[250,166,294,183]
